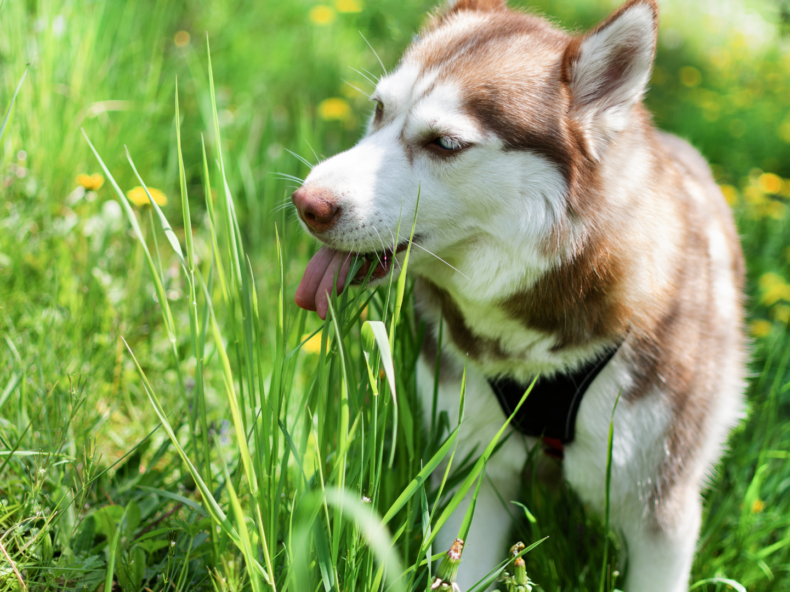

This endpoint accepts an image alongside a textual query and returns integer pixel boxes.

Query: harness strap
[487,346,620,458]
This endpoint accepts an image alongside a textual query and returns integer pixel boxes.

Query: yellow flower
[127,186,167,207]
[302,332,323,354]
[76,173,104,191]
[719,184,738,206]
[335,0,362,12]
[773,304,790,323]
[309,5,336,25]
[750,320,772,338]
[318,97,351,121]
[744,185,765,205]
[762,287,790,307]
[174,30,191,47]
[679,66,701,88]
[759,272,784,290]
[760,173,783,195]
[760,272,790,305]
[751,499,765,513]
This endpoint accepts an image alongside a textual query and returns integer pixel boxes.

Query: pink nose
[292,186,341,233]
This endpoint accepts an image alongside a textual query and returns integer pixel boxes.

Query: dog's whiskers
[342,79,368,98]
[410,242,470,280]
[359,31,386,76]
[272,172,305,183]
[361,68,381,84]
[350,67,378,88]
[304,141,321,166]
[284,148,314,170]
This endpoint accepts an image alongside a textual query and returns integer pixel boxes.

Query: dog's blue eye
[435,136,461,151]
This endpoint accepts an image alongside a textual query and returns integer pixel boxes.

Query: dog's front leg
[617,489,702,592]
[565,359,702,592]
[418,358,528,589]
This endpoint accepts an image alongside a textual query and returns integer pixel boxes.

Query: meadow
[1,0,790,591]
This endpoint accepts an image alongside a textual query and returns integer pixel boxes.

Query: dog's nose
[292,186,340,233]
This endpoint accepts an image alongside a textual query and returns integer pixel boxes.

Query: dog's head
[294,0,658,318]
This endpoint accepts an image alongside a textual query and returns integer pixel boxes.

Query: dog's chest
[416,278,609,383]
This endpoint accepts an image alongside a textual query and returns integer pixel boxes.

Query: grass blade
[599,389,623,592]
[121,338,240,545]
[0,66,27,142]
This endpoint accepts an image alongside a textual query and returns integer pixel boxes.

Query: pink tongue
[295,246,352,320]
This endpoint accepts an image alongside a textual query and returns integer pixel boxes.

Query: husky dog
[292,1,746,590]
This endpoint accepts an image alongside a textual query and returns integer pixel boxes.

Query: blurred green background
[2,0,790,590]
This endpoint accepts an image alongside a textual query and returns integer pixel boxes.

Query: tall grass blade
[103,505,129,592]
[424,377,537,549]
[0,66,27,142]
[82,131,177,342]
[125,147,185,266]
[324,488,405,592]
[174,78,195,271]
[599,388,623,592]
[361,320,398,469]
[380,426,459,525]
[120,338,240,545]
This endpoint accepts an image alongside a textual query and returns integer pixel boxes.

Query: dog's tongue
[295,246,352,320]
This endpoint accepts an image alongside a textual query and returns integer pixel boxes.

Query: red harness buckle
[542,436,565,461]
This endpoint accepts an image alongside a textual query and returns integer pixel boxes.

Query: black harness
[487,346,620,453]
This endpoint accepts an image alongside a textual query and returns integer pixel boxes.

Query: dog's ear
[563,0,658,155]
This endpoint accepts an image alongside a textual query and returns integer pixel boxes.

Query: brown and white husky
[292,1,747,589]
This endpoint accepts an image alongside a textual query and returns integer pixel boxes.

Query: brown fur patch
[417,279,510,362]
[501,233,631,350]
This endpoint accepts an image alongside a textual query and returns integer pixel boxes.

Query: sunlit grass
[2,0,790,591]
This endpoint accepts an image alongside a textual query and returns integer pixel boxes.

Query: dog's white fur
[294,1,746,590]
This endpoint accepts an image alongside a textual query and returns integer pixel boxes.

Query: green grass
[2,0,790,591]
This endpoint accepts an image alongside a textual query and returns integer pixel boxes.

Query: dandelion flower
[76,173,104,191]
[318,97,351,121]
[752,499,765,513]
[759,173,783,195]
[335,0,362,12]
[759,273,790,305]
[127,186,167,207]
[679,66,701,87]
[174,30,190,47]
[309,5,336,25]
[719,185,738,206]
[750,319,772,338]
[302,332,323,354]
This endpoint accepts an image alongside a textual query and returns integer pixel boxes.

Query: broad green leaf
[361,320,399,468]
